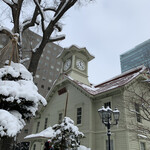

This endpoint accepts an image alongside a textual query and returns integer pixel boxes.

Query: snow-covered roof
[25,117,84,140]
[25,127,54,140]
[65,65,147,96]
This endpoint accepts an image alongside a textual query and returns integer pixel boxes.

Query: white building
[26,45,150,150]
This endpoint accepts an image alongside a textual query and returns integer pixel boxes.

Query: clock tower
[57,45,94,85]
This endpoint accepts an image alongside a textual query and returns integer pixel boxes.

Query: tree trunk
[0,136,14,150]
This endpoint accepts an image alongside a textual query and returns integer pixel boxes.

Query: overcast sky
[1,0,150,85]
[59,0,150,84]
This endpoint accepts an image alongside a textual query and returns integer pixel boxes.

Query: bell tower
[57,45,94,85]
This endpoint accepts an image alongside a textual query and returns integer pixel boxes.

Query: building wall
[123,78,150,150]
[31,80,149,150]
[31,83,92,149]
[29,76,150,150]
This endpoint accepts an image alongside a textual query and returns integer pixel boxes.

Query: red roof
[66,66,146,96]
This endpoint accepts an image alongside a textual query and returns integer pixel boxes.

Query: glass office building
[120,39,150,73]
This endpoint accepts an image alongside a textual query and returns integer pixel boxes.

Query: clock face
[76,59,86,71]
[63,59,71,71]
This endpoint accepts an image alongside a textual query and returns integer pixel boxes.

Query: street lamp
[98,106,120,150]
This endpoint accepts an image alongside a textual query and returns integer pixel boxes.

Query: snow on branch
[55,22,63,32]
[52,0,69,21]
[0,109,25,137]
[12,0,18,4]
[48,34,65,42]
[33,0,45,32]
[43,7,57,13]
[2,0,13,6]
[0,62,47,120]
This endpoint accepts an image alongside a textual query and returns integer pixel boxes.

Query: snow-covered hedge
[0,110,25,137]
[25,117,85,149]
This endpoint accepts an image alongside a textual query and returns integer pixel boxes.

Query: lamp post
[98,106,120,150]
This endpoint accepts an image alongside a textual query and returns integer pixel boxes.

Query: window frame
[36,121,40,133]
[135,103,142,123]
[58,112,63,124]
[44,118,48,129]
[140,142,146,150]
[104,101,111,108]
[106,139,113,150]
[76,107,82,125]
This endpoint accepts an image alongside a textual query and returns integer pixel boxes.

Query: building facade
[26,45,150,150]
[120,39,150,73]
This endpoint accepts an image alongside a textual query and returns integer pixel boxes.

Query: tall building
[0,30,63,145]
[120,39,150,73]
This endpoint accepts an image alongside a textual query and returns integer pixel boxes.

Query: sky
[1,0,150,85]
[59,0,150,84]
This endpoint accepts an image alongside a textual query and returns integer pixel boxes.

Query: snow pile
[25,117,84,149]
[0,61,32,80]
[78,145,91,150]
[25,127,54,139]
[0,109,25,137]
[51,117,84,149]
[0,62,47,137]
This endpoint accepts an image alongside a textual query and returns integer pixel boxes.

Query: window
[51,65,54,69]
[77,107,82,125]
[41,85,44,89]
[140,142,146,150]
[49,79,52,83]
[57,61,61,65]
[35,74,39,78]
[135,103,141,123]
[48,87,50,90]
[33,144,36,150]
[106,140,113,150]
[42,77,46,80]
[44,118,48,129]
[58,113,63,124]
[24,129,28,134]
[0,44,4,48]
[46,56,49,60]
[56,68,60,72]
[104,102,111,108]
[37,38,40,42]
[36,122,40,133]
[58,87,67,95]
[47,50,51,53]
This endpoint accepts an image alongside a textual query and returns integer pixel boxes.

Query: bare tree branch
[33,0,45,33]
[48,34,65,42]
[0,27,13,39]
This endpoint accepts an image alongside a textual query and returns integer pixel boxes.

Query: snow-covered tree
[25,117,85,150]
[50,117,84,149]
[0,0,93,76]
[0,61,47,150]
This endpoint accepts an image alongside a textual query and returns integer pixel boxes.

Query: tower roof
[57,45,95,61]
